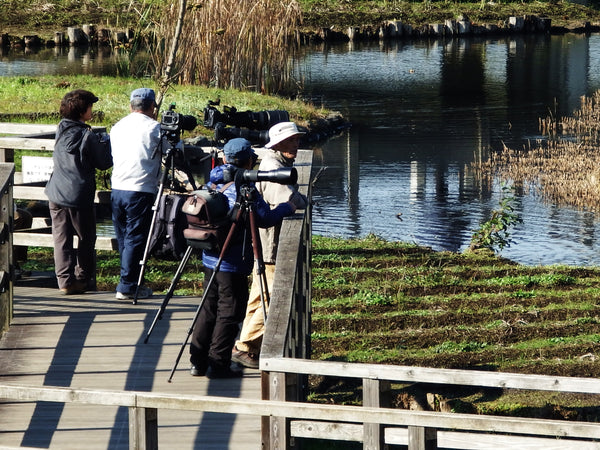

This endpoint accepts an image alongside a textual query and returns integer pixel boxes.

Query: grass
[300,0,600,29]
[0,75,328,131]
[308,234,600,419]
[3,0,599,32]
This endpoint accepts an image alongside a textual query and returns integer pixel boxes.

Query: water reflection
[0,45,119,76]
[301,34,600,265]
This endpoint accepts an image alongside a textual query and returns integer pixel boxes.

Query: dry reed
[474,91,600,213]
[153,0,302,94]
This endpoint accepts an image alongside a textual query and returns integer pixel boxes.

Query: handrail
[260,357,600,394]
[260,149,313,447]
[0,382,599,450]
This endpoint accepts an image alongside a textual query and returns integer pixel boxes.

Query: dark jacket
[45,119,113,208]
[202,164,294,275]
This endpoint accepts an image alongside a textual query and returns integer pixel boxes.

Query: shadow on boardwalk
[0,271,261,449]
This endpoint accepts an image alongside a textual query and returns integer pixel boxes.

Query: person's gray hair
[130,97,154,112]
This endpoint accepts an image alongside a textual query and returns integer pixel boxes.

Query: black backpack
[181,182,234,251]
[148,193,188,260]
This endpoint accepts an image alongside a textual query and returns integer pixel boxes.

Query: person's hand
[289,191,307,210]
[286,200,297,213]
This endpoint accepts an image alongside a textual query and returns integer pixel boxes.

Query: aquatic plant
[152,0,302,94]
[469,183,522,253]
[474,91,600,214]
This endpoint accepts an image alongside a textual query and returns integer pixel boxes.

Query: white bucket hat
[265,121,305,148]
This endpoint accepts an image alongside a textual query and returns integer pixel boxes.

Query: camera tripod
[142,182,271,383]
[132,134,197,305]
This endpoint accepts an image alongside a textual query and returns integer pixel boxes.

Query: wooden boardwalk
[0,272,262,449]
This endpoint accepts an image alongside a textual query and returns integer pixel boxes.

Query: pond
[3,33,600,265]
[298,33,600,266]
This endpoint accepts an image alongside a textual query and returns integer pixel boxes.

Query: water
[4,35,600,265]
[298,34,600,266]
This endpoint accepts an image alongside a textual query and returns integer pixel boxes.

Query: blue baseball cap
[223,138,256,163]
[130,88,156,103]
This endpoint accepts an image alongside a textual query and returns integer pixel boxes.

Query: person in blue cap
[109,88,164,300]
[189,138,303,378]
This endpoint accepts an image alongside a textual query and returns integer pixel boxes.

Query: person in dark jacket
[189,138,302,378]
[45,89,113,295]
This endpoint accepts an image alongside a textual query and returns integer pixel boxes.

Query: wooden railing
[0,122,118,251]
[0,163,14,335]
[1,377,599,450]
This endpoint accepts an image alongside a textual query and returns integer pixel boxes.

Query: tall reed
[153,0,302,95]
[473,91,600,213]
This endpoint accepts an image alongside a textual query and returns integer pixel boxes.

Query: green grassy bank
[309,235,600,421]
[2,0,600,33]
[0,75,327,131]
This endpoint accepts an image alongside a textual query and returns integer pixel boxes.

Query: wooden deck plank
[0,273,261,449]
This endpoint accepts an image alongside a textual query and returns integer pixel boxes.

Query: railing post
[408,426,437,450]
[0,164,14,337]
[129,406,158,450]
[266,371,290,449]
[0,147,14,163]
[260,149,312,450]
[363,378,391,449]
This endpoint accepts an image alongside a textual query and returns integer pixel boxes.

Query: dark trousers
[111,189,154,294]
[49,202,96,289]
[190,267,249,370]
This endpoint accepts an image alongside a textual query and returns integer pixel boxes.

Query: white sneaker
[116,285,153,300]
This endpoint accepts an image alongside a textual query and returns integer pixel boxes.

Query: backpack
[181,182,234,251]
[148,193,188,260]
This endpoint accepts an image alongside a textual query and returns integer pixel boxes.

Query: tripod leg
[247,205,270,323]
[133,184,166,305]
[144,245,194,344]
[257,268,270,323]
[167,276,212,382]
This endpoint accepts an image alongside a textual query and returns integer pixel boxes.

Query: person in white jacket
[232,122,308,369]
[110,88,165,300]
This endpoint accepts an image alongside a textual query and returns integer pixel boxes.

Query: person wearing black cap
[110,87,164,300]
[45,89,113,295]
[189,138,302,378]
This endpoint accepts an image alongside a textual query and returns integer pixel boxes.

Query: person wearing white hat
[232,121,309,369]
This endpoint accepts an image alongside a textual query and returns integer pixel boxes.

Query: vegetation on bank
[309,234,600,419]
[2,0,600,33]
[299,0,600,29]
[0,75,328,129]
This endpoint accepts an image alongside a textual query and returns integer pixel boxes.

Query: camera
[214,122,270,146]
[241,167,298,185]
[223,167,298,186]
[161,104,198,134]
[203,101,289,130]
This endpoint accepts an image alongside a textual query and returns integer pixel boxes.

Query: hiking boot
[231,346,259,369]
[60,280,87,295]
[116,285,153,300]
